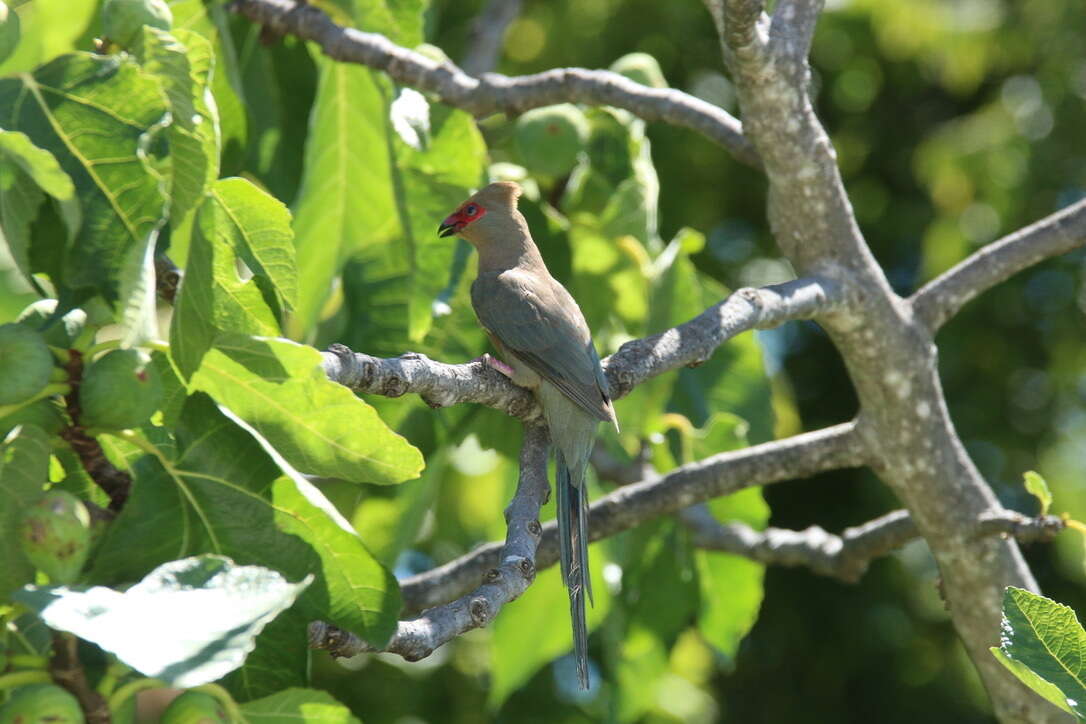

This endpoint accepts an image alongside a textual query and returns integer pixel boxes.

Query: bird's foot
[474,353,516,379]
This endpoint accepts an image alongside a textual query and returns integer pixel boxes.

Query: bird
[439,181,619,689]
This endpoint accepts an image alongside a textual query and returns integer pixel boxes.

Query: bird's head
[438,181,523,245]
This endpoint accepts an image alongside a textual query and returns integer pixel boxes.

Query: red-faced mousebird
[439,181,619,689]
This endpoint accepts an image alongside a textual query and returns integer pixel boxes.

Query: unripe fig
[514,104,589,179]
[19,490,92,584]
[79,348,162,430]
[160,690,229,724]
[609,52,667,89]
[0,684,84,724]
[17,299,88,349]
[101,0,172,48]
[0,323,53,406]
[0,2,19,66]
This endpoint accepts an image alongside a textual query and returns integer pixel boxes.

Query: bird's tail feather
[556,448,591,690]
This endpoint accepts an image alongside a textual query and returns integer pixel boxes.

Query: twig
[310,424,549,660]
[322,277,839,416]
[400,421,865,613]
[230,0,759,166]
[58,350,131,511]
[460,0,521,76]
[681,507,1065,583]
[49,632,110,724]
[911,198,1086,331]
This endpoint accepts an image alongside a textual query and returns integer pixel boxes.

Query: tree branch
[322,277,840,414]
[400,421,865,613]
[310,423,550,660]
[680,506,1065,583]
[911,197,1086,331]
[460,0,521,76]
[230,0,759,166]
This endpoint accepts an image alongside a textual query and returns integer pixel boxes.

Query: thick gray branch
[400,421,865,613]
[310,424,549,660]
[322,277,838,415]
[681,506,1065,583]
[912,198,1086,331]
[711,3,1059,720]
[231,0,758,166]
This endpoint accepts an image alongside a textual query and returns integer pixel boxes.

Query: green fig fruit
[160,690,229,724]
[101,0,172,48]
[0,684,84,724]
[0,2,19,66]
[514,104,589,179]
[0,323,54,406]
[17,300,88,349]
[18,490,92,584]
[609,52,667,89]
[79,348,162,431]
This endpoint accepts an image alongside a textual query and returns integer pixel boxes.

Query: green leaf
[169,0,248,183]
[0,425,51,599]
[489,535,614,709]
[0,0,97,76]
[90,395,400,647]
[1023,471,1053,517]
[14,555,311,687]
[290,59,485,340]
[210,178,296,310]
[222,608,309,702]
[170,179,283,377]
[133,27,220,224]
[190,334,423,484]
[0,53,168,303]
[241,687,361,723]
[991,586,1086,720]
[0,130,80,281]
[319,0,427,47]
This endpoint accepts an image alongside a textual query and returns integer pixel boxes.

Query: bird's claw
[474,353,516,379]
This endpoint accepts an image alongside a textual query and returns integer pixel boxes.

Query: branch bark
[322,276,839,414]
[708,1,1060,719]
[310,424,550,660]
[680,506,1065,583]
[399,422,865,613]
[912,197,1086,331]
[230,0,759,166]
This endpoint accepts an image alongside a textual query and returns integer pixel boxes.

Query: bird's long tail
[556,447,593,690]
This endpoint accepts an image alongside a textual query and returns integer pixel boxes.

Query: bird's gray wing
[472,270,612,422]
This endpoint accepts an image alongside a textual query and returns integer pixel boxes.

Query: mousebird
[439,181,618,689]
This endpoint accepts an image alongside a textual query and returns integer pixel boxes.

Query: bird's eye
[465,204,478,216]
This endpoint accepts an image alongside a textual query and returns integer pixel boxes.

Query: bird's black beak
[437,221,457,238]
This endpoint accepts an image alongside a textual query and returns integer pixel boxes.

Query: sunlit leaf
[991,586,1086,720]
[15,555,311,688]
[190,334,424,485]
[241,687,361,723]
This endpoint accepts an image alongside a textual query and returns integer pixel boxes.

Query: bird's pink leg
[474,352,516,379]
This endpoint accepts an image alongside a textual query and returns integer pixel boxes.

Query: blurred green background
[2,0,1085,721]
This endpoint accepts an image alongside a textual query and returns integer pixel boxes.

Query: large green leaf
[89,395,401,647]
[170,0,248,182]
[14,555,311,688]
[170,178,284,377]
[0,130,79,280]
[241,687,361,724]
[134,27,220,225]
[0,0,97,76]
[991,587,1086,720]
[319,0,427,46]
[190,334,423,485]
[290,58,485,340]
[0,53,168,303]
[0,425,51,599]
[222,608,309,702]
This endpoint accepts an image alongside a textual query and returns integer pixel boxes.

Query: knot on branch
[469,596,492,626]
